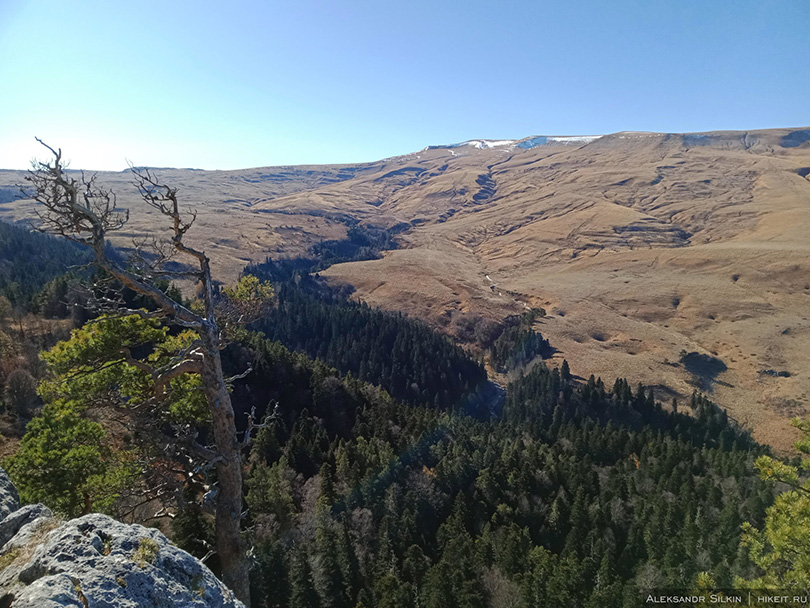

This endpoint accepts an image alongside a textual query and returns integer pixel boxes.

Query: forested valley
[0,218,802,608]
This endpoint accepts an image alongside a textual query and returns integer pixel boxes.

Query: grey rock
[1,513,245,607]
[7,573,84,608]
[0,465,244,607]
[0,512,60,590]
[2,510,56,554]
[0,467,19,521]
[0,504,52,550]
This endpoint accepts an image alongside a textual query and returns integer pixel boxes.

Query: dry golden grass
[1,127,809,451]
[324,129,810,452]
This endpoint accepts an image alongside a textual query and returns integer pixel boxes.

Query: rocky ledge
[0,467,244,608]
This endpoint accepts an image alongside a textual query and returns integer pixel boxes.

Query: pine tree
[4,399,136,517]
[560,359,571,382]
[290,548,321,608]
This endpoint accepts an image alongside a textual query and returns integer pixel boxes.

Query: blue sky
[1,0,807,170]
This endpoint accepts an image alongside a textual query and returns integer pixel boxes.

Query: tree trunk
[201,330,251,607]
[26,146,255,604]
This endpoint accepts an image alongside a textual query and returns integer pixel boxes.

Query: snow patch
[547,135,600,143]
[467,139,516,149]
[517,135,602,149]
[426,134,604,153]
[427,139,516,151]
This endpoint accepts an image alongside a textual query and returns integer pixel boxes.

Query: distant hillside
[0,220,92,309]
[1,126,809,449]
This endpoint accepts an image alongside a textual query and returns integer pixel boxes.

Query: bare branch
[241,402,278,450]
[26,141,252,602]
[27,141,205,330]
[225,365,252,385]
[122,346,158,375]
[128,234,203,283]
[154,357,203,397]
[123,342,204,399]
[141,508,177,522]
[130,167,204,260]
[128,165,222,326]
[178,437,219,463]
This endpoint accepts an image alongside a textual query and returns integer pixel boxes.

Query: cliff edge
[0,467,245,608]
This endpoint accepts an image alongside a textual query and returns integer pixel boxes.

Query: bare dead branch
[240,401,277,450]
[27,141,205,330]
[225,365,253,385]
[154,357,203,397]
[27,141,252,603]
[121,346,158,375]
[201,550,216,564]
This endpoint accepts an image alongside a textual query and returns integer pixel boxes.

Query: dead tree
[26,139,254,605]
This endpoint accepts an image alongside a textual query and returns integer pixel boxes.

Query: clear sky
[1,0,808,171]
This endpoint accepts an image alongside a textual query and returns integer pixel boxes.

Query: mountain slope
[322,128,810,450]
[1,126,809,449]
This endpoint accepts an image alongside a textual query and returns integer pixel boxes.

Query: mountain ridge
[8,126,803,174]
[1,125,809,450]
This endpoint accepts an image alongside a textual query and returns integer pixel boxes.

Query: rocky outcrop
[0,504,52,550]
[0,467,244,608]
[0,469,18,522]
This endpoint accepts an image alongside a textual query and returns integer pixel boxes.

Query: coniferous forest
[2,7,808,606]
[228,343,771,608]
[0,219,802,608]
[0,219,93,311]
[247,276,487,410]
